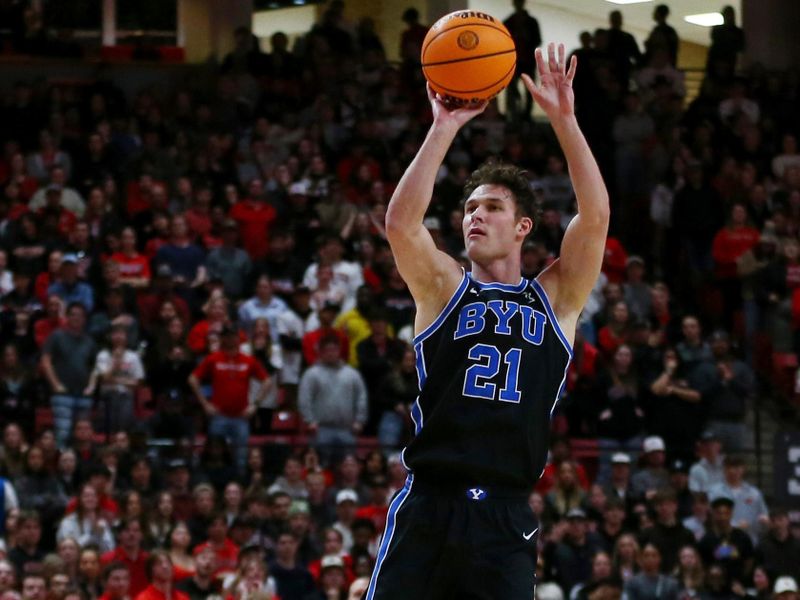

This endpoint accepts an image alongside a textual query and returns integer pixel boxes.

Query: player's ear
[516,216,533,238]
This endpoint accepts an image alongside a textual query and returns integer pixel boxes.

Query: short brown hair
[463,161,541,231]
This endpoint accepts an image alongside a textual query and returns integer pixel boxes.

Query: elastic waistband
[406,476,531,501]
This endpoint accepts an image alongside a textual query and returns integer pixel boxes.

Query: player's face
[462,184,529,265]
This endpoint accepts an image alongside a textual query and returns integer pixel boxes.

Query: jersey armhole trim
[412,269,470,345]
[530,279,574,359]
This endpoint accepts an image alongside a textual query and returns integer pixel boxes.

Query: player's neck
[470,258,522,286]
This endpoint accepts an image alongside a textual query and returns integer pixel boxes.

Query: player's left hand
[522,43,576,121]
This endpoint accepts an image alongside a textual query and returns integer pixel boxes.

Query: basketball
[421,10,516,105]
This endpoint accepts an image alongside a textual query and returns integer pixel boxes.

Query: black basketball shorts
[364,476,539,600]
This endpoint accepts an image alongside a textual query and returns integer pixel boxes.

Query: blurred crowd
[0,0,799,599]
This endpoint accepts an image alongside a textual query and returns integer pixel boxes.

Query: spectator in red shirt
[229,178,277,261]
[34,250,63,305]
[192,513,239,578]
[184,185,214,242]
[102,518,149,597]
[34,295,65,348]
[712,203,760,326]
[597,300,631,360]
[135,550,189,600]
[137,266,191,335]
[603,236,629,284]
[98,561,131,600]
[354,476,390,535]
[188,327,273,474]
[111,227,151,290]
[187,296,237,355]
[302,301,349,365]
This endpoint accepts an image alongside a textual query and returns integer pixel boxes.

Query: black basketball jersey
[402,270,573,491]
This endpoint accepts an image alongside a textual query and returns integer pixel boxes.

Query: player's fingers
[547,42,558,73]
[558,43,565,74]
[521,73,536,92]
[426,82,436,103]
[566,55,577,83]
[534,48,547,77]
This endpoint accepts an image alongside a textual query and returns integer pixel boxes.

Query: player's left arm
[523,44,610,330]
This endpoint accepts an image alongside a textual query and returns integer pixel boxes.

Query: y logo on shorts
[467,488,487,501]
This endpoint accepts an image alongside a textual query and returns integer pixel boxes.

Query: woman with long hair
[674,545,705,599]
[223,549,276,600]
[0,345,36,434]
[15,445,68,540]
[240,318,282,435]
[110,227,151,289]
[77,545,102,600]
[613,533,641,582]
[166,521,196,581]
[148,491,176,549]
[544,461,587,520]
[57,536,81,582]
[56,484,115,552]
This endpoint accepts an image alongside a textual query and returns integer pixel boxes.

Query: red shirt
[102,547,149,597]
[135,584,189,600]
[34,272,54,305]
[185,208,212,241]
[536,461,590,495]
[602,237,628,284]
[65,494,119,517]
[192,351,268,416]
[229,200,277,260]
[34,316,64,348]
[110,252,151,281]
[192,539,239,575]
[355,504,389,534]
[301,327,350,365]
[712,226,760,279]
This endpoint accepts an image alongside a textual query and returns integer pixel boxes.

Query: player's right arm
[385,86,486,331]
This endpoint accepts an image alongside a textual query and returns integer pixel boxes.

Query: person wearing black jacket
[14,446,68,550]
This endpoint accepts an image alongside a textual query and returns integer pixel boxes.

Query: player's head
[462,162,540,265]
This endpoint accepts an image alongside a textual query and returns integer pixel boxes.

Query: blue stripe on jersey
[412,270,470,345]
[366,474,414,600]
[411,342,427,435]
[468,273,529,292]
[530,279,574,358]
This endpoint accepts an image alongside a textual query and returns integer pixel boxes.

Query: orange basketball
[421,10,516,105]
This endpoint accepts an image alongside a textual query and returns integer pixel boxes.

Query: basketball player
[365,44,609,599]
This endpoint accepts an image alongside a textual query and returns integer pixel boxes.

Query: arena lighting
[604,0,653,4]
[684,12,724,26]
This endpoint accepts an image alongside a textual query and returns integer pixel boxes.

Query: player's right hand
[427,83,487,131]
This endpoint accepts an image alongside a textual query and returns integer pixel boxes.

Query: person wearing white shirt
[707,455,768,543]
[688,431,725,493]
[238,275,289,338]
[302,235,363,311]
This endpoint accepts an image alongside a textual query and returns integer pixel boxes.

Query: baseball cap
[775,577,799,595]
[288,181,308,196]
[709,491,735,508]
[566,508,587,520]
[642,436,666,453]
[336,489,358,505]
[321,299,341,312]
[320,555,345,571]
[155,264,173,278]
[700,430,720,442]
[611,452,631,465]
[222,218,238,230]
[166,458,189,471]
[61,253,79,265]
[626,255,645,267]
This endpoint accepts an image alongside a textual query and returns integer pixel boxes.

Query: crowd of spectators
[0,0,799,599]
